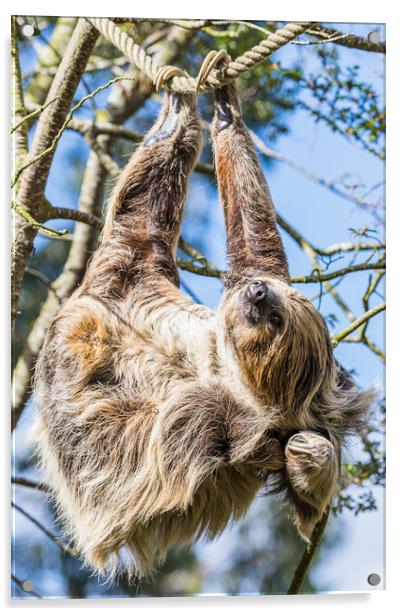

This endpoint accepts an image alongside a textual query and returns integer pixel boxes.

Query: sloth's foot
[285,431,338,538]
[285,431,338,494]
[240,433,285,475]
[144,92,196,146]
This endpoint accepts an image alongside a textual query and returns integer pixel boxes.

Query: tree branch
[307,25,386,54]
[45,204,101,228]
[24,17,77,110]
[12,202,68,238]
[11,96,60,135]
[332,303,385,347]
[67,117,143,142]
[11,17,29,173]
[12,501,75,557]
[12,154,104,430]
[84,131,122,177]
[12,476,49,492]
[287,509,330,594]
[12,18,99,336]
[250,130,381,214]
[292,262,385,284]
[177,258,223,279]
[12,75,137,189]
[12,574,42,599]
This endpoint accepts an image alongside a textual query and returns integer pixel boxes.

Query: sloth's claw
[214,88,234,131]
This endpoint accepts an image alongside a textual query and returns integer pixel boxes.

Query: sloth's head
[218,274,373,427]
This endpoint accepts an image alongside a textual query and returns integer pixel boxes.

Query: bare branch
[287,509,330,594]
[361,271,385,337]
[12,501,76,556]
[332,303,385,347]
[307,25,386,53]
[12,202,68,238]
[177,258,223,279]
[318,241,385,256]
[292,262,385,284]
[12,75,136,188]
[45,204,101,228]
[24,18,77,109]
[178,237,222,275]
[11,96,60,134]
[12,154,104,430]
[84,132,122,177]
[12,476,49,492]
[67,117,142,142]
[250,130,381,214]
[11,17,29,172]
[340,335,385,362]
[12,18,99,335]
[12,574,42,599]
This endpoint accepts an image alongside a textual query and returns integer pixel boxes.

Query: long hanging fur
[32,86,375,580]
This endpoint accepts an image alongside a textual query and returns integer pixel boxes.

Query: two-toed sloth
[32,81,374,579]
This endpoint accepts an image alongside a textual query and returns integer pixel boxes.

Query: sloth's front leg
[134,384,286,519]
[212,81,290,282]
[285,431,339,539]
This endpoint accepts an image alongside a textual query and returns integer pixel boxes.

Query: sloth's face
[218,276,334,414]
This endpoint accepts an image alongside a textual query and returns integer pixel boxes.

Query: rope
[87,18,314,92]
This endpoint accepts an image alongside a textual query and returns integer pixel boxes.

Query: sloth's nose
[245,280,268,305]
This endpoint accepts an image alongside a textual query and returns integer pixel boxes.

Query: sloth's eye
[270,311,283,328]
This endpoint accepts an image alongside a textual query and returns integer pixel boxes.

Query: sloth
[32,80,374,580]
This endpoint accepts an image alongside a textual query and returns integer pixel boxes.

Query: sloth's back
[32,285,221,491]
[31,287,276,577]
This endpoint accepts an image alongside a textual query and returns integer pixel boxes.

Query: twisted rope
[87,18,314,92]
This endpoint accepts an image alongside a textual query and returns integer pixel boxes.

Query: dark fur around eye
[269,310,283,329]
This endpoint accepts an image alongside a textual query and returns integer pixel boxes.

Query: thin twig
[12,501,76,557]
[12,75,135,188]
[287,509,330,594]
[332,303,385,347]
[11,574,42,599]
[12,202,68,237]
[11,96,60,134]
[292,262,385,284]
[12,476,50,492]
[251,130,380,213]
[307,26,386,54]
[177,258,223,279]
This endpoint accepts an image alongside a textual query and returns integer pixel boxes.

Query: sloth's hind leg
[144,92,189,145]
[81,91,202,295]
[285,431,339,539]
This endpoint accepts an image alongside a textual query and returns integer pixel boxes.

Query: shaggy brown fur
[32,85,374,580]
